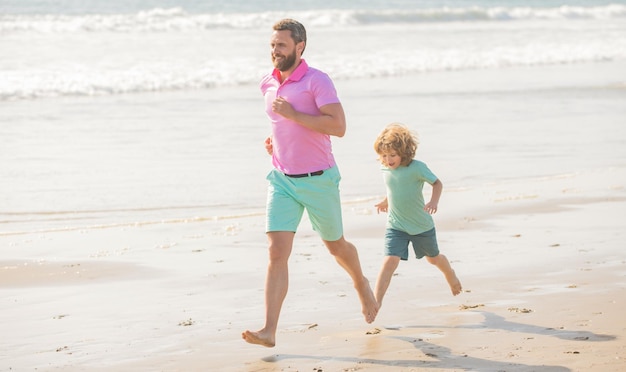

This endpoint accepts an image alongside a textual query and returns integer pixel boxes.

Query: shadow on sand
[258,310,615,371]
[261,338,570,371]
[404,310,616,342]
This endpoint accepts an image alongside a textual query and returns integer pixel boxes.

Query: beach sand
[2,62,625,371]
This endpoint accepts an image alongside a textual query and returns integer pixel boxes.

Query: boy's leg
[374,255,401,308]
[242,231,294,347]
[426,254,462,296]
[323,237,379,324]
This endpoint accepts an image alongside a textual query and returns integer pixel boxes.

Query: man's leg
[374,255,401,309]
[242,231,294,347]
[323,237,379,323]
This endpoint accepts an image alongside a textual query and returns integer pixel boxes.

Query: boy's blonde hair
[374,123,419,166]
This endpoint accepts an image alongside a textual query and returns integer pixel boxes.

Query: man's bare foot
[446,271,462,296]
[356,278,379,323]
[241,329,275,348]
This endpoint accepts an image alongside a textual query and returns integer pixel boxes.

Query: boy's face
[381,151,402,170]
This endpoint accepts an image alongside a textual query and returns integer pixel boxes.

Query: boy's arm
[424,179,442,214]
[375,197,388,214]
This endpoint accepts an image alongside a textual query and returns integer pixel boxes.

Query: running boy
[373,123,462,310]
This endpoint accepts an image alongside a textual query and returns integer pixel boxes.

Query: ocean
[2,1,626,100]
[1,0,625,236]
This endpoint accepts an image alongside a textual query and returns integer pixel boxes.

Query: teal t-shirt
[382,159,438,235]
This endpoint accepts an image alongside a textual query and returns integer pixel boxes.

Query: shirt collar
[272,59,309,82]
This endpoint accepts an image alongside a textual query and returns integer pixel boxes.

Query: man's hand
[264,136,273,155]
[272,96,296,119]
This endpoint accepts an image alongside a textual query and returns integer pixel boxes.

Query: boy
[373,123,462,310]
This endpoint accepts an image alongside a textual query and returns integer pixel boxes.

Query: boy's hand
[424,202,438,214]
[375,198,388,213]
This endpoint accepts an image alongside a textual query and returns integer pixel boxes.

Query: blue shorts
[385,228,439,260]
[266,165,343,241]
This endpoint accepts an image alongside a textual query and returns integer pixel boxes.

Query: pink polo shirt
[260,59,339,175]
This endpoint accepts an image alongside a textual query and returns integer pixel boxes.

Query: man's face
[270,30,299,72]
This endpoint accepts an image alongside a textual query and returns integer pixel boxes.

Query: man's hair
[273,18,307,54]
[374,123,419,166]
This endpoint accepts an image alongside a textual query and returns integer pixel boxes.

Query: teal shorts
[266,165,343,241]
[385,228,439,260]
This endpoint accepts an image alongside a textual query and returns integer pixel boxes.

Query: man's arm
[271,97,346,137]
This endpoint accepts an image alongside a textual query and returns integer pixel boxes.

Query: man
[242,19,378,348]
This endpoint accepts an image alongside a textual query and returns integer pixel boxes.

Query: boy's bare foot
[446,270,462,296]
[242,329,275,348]
[356,278,379,323]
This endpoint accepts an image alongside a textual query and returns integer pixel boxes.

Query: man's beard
[272,49,297,71]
